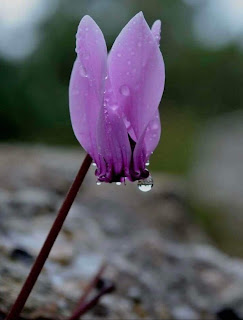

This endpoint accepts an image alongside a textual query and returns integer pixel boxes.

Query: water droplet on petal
[92,162,97,167]
[124,117,131,130]
[120,85,130,97]
[96,181,102,186]
[82,52,90,60]
[111,104,119,111]
[105,75,108,80]
[146,161,150,166]
[79,64,88,77]
[116,182,122,185]
[137,175,153,192]
[151,123,159,130]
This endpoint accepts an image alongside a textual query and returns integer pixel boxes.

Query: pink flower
[69,12,165,184]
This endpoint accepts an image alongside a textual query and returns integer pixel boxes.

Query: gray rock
[0,144,243,319]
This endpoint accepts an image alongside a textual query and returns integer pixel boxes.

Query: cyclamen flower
[69,12,165,186]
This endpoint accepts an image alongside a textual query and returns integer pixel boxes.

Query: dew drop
[124,117,131,130]
[92,162,97,167]
[111,104,119,111]
[137,175,153,192]
[116,182,122,186]
[120,85,130,97]
[82,52,90,60]
[96,181,102,186]
[146,161,150,166]
[151,123,159,130]
[79,64,88,77]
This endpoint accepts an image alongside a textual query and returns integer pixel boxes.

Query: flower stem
[5,154,93,320]
[68,281,115,320]
[67,263,106,320]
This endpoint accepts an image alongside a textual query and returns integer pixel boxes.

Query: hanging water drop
[92,162,97,167]
[96,181,102,186]
[116,182,122,186]
[120,85,130,97]
[137,175,153,192]
[146,161,150,166]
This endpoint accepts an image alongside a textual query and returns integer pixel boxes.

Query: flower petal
[151,20,162,45]
[69,15,107,161]
[108,12,165,141]
[144,110,161,157]
[133,110,161,175]
[96,104,131,182]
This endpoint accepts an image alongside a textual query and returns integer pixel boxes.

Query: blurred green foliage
[0,0,242,174]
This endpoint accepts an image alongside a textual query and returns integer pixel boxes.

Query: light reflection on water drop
[137,175,153,192]
[145,161,150,166]
[96,181,102,186]
[116,182,122,185]
[92,162,97,167]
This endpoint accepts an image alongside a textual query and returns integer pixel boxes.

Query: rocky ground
[0,144,243,320]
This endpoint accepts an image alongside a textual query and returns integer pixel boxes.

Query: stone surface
[0,144,243,319]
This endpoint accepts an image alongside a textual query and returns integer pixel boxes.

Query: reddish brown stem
[5,154,93,320]
[77,263,106,308]
[68,283,115,320]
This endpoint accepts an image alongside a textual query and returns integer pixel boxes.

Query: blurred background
[1,1,243,318]
[1,0,243,256]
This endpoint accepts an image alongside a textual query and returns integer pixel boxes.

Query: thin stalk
[68,283,115,320]
[76,263,106,308]
[67,263,106,320]
[5,154,92,320]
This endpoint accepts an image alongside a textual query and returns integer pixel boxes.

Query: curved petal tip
[151,20,162,45]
